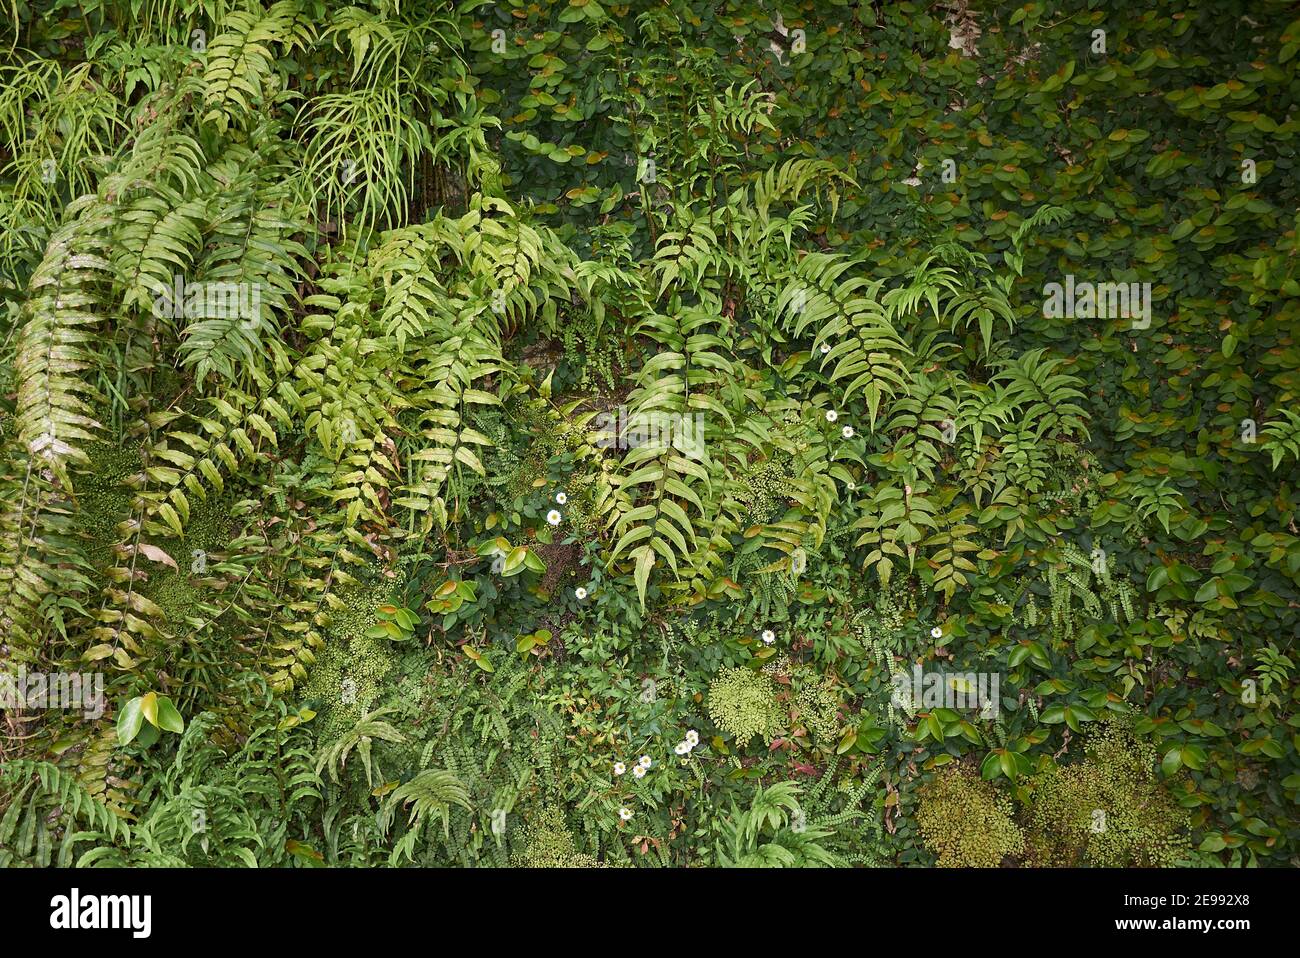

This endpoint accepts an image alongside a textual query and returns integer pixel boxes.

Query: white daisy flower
[546,509,562,526]
[761,629,776,645]
[674,741,692,755]
[842,426,854,439]
[930,626,943,639]
[575,587,588,600]
[638,755,652,769]
[619,807,633,821]
[825,410,838,423]
[685,729,699,746]
[633,764,647,779]
[555,491,568,505]
[613,762,626,776]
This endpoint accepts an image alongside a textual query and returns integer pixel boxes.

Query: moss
[793,681,841,745]
[78,443,240,634]
[142,495,238,626]
[513,806,606,868]
[707,667,781,745]
[300,580,401,741]
[737,456,793,525]
[917,763,1025,867]
[177,493,236,555]
[77,442,143,566]
[1025,717,1190,867]
[149,570,207,626]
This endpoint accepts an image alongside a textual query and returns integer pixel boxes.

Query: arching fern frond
[778,252,911,428]
[202,1,313,133]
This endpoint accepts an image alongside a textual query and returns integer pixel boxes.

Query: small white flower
[555,491,568,505]
[575,587,588,600]
[761,629,776,645]
[931,626,943,639]
[842,426,854,439]
[819,342,831,355]
[619,807,633,821]
[847,481,856,491]
[685,729,699,746]
[675,741,692,755]
[546,509,562,526]
[638,755,652,769]
[633,764,647,779]
[613,762,626,776]
[825,410,839,423]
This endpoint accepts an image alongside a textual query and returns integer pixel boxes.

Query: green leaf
[1040,705,1066,724]
[503,546,528,575]
[139,691,158,727]
[1160,747,1183,776]
[116,697,145,746]
[1194,579,1220,603]
[633,545,655,608]
[157,504,184,538]
[980,751,1002,780]
[155,696,185,734]
[1000,751,1017,779]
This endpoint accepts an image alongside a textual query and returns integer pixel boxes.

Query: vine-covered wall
[0,0,1296,868]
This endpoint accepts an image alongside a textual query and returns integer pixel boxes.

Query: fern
[779,252,910,429]
[316,707,406,787]
[1260,407,1300,470]
[202,1,313,133]
[380,768,472,863]
[0,760,130,867]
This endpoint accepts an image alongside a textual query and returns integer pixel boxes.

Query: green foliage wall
[0,0,1296,868]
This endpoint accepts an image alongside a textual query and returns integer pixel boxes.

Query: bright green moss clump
[300,582,399,739]
[141,495,236,625]
[514,806,606,868]
[737,456,793,525]
[707,667,781,745]
[794,681,842,745]
[1026,718,1190,867]
[917,764,1025,868]
[78,442,142,564]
